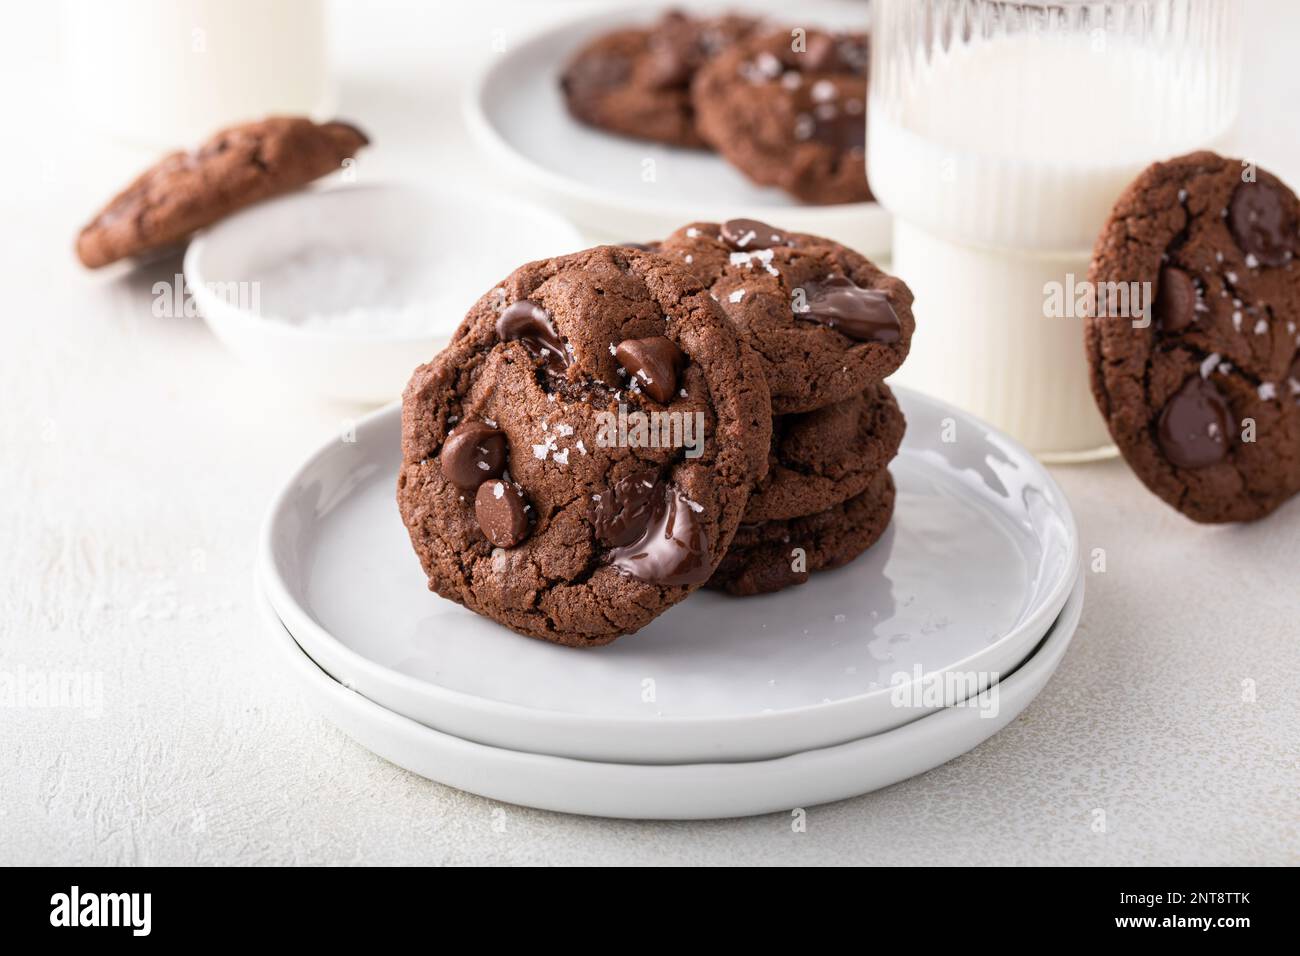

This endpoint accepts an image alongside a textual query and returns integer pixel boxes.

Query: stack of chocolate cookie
[658,219,913,595]
[398,220,914,646]
[560,10,871,204]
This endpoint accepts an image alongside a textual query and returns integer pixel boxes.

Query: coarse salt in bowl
[184,183,585,404]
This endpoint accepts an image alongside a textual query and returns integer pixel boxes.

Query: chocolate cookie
[560,11,758,149]
[691,28,870,204]
[1087,151,1300,523]
[708,469,896,596]
[661,219,915,414]
[397,245,772,646]
[76,116,368,269]
[747,384,904,521]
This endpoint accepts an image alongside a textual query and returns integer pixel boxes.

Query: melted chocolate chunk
[614,336,686,403]
[1229,179,1296,267]
[720,218,786,250]
[1156,376,1233,469]
[475,480,531,548]
[799,276,900,343]
[1154,265,1198,332]
[608,485,711,586]
[590,470,661,548]
[497,300,571,369]
[439,421,507,490]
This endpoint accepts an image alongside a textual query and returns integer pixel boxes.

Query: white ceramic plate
[462,1,891,254]
[260,387,1079,764]
[186,183,584,404]
[259,570,1084,819]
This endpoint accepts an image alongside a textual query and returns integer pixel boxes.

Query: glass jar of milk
[868,0,1243,460]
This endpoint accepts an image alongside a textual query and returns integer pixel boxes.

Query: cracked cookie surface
[708,468,895,596]
[560,11,758,149]
[660,219,914,414]
[1088,151,1300,523]
[76,116,368,268]
[397,245,771,646]
[691,28,870,204]
[746,383,904,521]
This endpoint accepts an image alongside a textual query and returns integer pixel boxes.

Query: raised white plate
[186,183,584,404]
[260,570,1084,819]
[462,1,891,254]
[260,387,1079,764]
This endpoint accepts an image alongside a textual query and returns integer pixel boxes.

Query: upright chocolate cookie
[560,11,758,149]
[661,219,914,414]
[692,28,870,204]
[1088,151,1300,523]
[76,117,368,268]
[747,384,904,521]
[398,245,771,646]
[709,468,896,596]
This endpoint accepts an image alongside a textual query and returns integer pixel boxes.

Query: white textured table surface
[2,1,1297,866]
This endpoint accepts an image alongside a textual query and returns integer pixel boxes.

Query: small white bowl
[184,183,585,404]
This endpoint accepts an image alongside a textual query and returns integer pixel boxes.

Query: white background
[1,0,1297,865]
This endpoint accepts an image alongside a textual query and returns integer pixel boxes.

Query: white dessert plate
[260,570,1084,820]
[462,1,890,254]
[185,182,584,404]
[259,387,1079,764]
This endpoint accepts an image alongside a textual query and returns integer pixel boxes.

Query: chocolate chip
[497,300,570,369]
[475,480,531,548]
[720,218,786,250]
[1156,375,1233,469]
[614,336,686,403]
[561,52,630,97]
[801,32,840,72]
[608,485,712,586]
[645,41,691,89]
[590,469,661,548]
[1229,179,1296,267]
[799,275,900,343]
[440,421,507,490]
[808,105,866,152]
[619,241,660,252]
[1154,265,1198,332]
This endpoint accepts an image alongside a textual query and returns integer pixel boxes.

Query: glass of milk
[868,0,1243,460]
[62,0,333,150]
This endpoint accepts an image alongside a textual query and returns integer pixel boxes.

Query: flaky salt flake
[1199,353,1220,378]
[552,448,570,465]
[728,288,745,303]
[1259,382,1278,401]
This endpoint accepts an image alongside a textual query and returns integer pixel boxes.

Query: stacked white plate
[257,387,1082,819]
